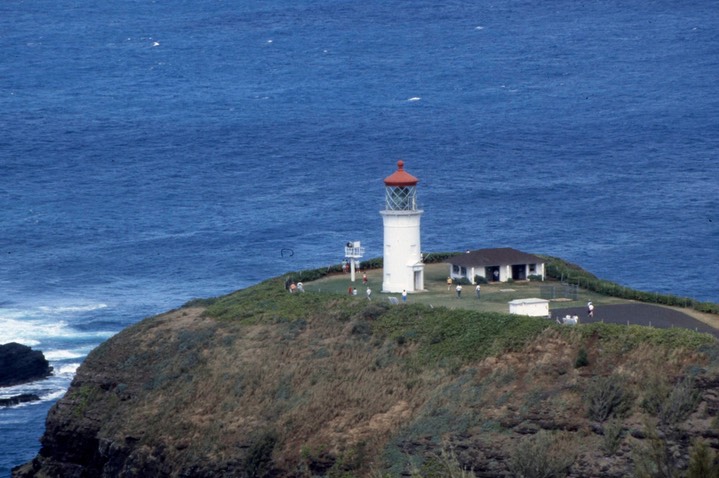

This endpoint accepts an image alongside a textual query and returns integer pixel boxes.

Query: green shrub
[585,374,634,422]
[660,377,700,426]
[182,297,218,308]
[473,275,488,284]
[244,431,277,478]
[632,423,680,478]
[507,431,576,478]
[641,374,671,416]
[687,440,719,478]
[574,347,589,368]
[601,419,624,455]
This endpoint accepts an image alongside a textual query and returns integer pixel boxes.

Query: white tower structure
[344,241,365,282]
[381,160,424,293]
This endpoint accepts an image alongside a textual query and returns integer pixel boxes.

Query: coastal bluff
[13,276,719,477]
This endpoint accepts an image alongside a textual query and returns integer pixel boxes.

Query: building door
[512,264,526,280]
[486,266,500,282]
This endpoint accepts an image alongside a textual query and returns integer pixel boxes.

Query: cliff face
[13,279,719,477]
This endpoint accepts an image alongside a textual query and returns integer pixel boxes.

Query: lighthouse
[381,160,424,293]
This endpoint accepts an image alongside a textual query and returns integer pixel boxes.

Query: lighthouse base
[382,264,424,294]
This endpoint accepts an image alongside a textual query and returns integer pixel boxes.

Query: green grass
[373,304,553,365]
[305,262,629,316]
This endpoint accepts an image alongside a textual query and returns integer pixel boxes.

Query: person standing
[587,301,594,318]
[447,277,453,291]
[456,284,462,299]
[402,289,407,303]
[475,284,481,300]
[366,287,372,301]
[362,273,368,285]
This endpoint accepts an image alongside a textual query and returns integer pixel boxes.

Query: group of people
[346,273,372,300]
[287,281,304,293]
[448,278,481,300]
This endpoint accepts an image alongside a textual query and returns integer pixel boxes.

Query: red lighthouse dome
[383,160,419,186]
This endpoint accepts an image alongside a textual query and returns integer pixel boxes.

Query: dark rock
[0,342,53,387]
[0,393,41,407]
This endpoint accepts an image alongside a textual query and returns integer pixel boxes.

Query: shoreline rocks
[0,393,41,407]
[0,342,53,387]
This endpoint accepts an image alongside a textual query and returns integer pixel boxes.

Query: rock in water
[0,393,41,407]
[0,342,53,387]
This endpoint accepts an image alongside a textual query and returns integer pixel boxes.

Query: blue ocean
[1,0,718,474]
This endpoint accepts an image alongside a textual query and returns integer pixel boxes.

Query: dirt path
[552,303,719,338]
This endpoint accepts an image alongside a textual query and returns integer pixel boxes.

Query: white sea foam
[0,316,70,345]
[44,349,85,361]
[38,303,108,314]
[408,97,421,101]
[1,302,114,345]
[54,363,81,376]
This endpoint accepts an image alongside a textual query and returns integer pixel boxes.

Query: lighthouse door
[414,271,422,291]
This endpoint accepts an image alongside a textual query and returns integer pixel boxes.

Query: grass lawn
[302,263,628,316]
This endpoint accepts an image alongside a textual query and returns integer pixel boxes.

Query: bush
[244,431,277,478]
[474,275,488,284]
[641,373,672,416]
[528,274,543,282]
[585,374,633,422]
[660,377,700,426]
[687,440,719,478]
[507,431,576,478]
[601,419,624,455]
[574,347,589,368]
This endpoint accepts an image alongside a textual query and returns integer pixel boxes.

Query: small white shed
[508,298,549,317]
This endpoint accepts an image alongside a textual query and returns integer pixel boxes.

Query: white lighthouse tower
[381,160,424,293]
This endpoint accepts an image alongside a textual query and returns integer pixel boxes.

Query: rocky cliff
[13,278,719,477]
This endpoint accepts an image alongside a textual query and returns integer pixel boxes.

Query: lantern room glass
[385,185,417,211]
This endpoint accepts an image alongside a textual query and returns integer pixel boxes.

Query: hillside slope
[13,277,719,477]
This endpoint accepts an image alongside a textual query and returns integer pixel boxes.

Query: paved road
[551,303,719,338]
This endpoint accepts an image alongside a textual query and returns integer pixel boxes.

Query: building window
[461,266,467,276]
[452,265,459,274]
[529,264,536,273]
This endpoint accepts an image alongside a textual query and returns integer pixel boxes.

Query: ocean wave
[44,349,85,360]
[38,303,108,314]
[54,363,81,376]
[0,313,116,346]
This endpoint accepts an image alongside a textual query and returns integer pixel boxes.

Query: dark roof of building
[444,248,544,267]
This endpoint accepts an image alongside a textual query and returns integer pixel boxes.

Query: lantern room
[383,160,419,211]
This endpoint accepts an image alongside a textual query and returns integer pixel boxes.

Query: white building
[445,247,545,284]
[508,298,550,317]
[381,160,424,293]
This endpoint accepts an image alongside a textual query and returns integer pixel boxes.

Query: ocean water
[1,0,718,474]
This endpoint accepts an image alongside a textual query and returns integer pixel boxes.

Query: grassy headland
[17,256,719,478]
